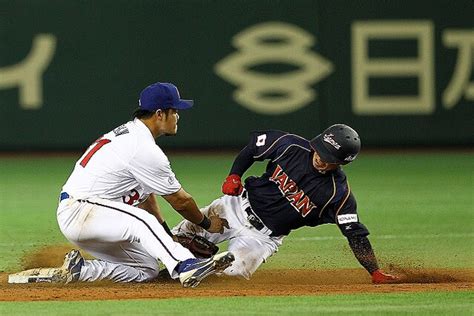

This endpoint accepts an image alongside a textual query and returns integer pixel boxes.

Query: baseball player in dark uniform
[174,124,398,283]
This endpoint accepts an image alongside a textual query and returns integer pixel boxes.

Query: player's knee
[224,265,251,280]
[136,267,160,282]
[223,257,262,280]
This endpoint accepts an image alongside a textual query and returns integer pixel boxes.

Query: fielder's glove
[174,233,219,258]
[222,174,243,195]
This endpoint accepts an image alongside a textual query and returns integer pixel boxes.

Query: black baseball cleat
[177,251,235,288]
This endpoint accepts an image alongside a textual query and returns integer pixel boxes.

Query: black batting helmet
[309,124,361,165]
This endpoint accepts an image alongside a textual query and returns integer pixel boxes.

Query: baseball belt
[241,190,273,236]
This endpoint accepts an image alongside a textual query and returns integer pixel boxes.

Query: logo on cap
[323,133,341,150]
[344,154,357,162]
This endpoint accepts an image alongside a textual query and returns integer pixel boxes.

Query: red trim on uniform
[319,175,336,218]
[80,138,111,167]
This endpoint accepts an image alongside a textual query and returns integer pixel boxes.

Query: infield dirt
[0,245,472,301]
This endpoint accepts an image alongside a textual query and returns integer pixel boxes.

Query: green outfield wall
[0,0,473,150]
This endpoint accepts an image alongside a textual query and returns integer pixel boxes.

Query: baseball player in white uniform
[55,82,234,287]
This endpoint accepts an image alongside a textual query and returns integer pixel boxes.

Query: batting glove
[222,174,243,196]
[371,269,399,284]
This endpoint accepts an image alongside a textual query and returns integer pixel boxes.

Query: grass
[0,292,472,315]
[0,151,473,314]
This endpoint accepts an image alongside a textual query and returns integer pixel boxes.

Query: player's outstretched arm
[163,188,229,233]
[347,235,399,283]
[336,194,398,283]
[228,145,255,177]
[222,144,254,195]
[222,145,255,196]
[347,235,379,273]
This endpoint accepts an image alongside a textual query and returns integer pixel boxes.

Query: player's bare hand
[207,214,230,234]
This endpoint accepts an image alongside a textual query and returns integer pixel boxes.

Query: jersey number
[122,189,140,205]
[80,138,111,167]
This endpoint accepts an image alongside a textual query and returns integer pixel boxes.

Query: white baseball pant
[57,197,194,282]
[173,194,283,279]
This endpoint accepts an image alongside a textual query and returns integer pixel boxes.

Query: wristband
[197,216,211,230]
[161,221,173,237]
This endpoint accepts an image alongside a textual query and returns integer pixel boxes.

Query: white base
[8,275,53,283]
[8,268,60,284]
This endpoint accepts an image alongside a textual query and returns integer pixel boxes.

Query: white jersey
[62,118,181,205]
[57,118,193,283]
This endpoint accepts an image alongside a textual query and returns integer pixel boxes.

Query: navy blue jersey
[243,130,360,236]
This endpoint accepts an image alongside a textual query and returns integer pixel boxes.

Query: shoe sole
[181,252,235,288]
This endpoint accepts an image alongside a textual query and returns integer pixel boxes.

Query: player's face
[312,151,339,172]
[162,109,179,135]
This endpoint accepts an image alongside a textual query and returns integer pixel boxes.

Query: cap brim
[174,99,194,110]
[309,135,343,164]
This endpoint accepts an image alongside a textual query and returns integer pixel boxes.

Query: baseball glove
[174,234,219,258]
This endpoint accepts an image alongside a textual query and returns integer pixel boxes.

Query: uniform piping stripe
[254,134,308,159]
[120,244,142,267]
[319,174,336,218]
[79,199,180,262]
[272,144,311,162]
[335,180,351,216]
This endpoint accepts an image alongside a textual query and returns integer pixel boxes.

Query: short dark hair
[132,107,174,119]
[132,108,155,119]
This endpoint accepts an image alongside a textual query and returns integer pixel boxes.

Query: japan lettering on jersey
[61,119,181,202]
[269,164,316,217]
[244,130,357,236]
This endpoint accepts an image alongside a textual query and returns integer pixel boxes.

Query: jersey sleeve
[229,130,309,176]
[248,130,301,161]
[334,193,370,238]
[129,146,181,196]
[334,193,358,222]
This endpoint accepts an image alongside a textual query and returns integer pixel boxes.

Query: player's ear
[155,109,164,120]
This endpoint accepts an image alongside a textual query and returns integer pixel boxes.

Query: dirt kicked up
[0,245,473,302]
